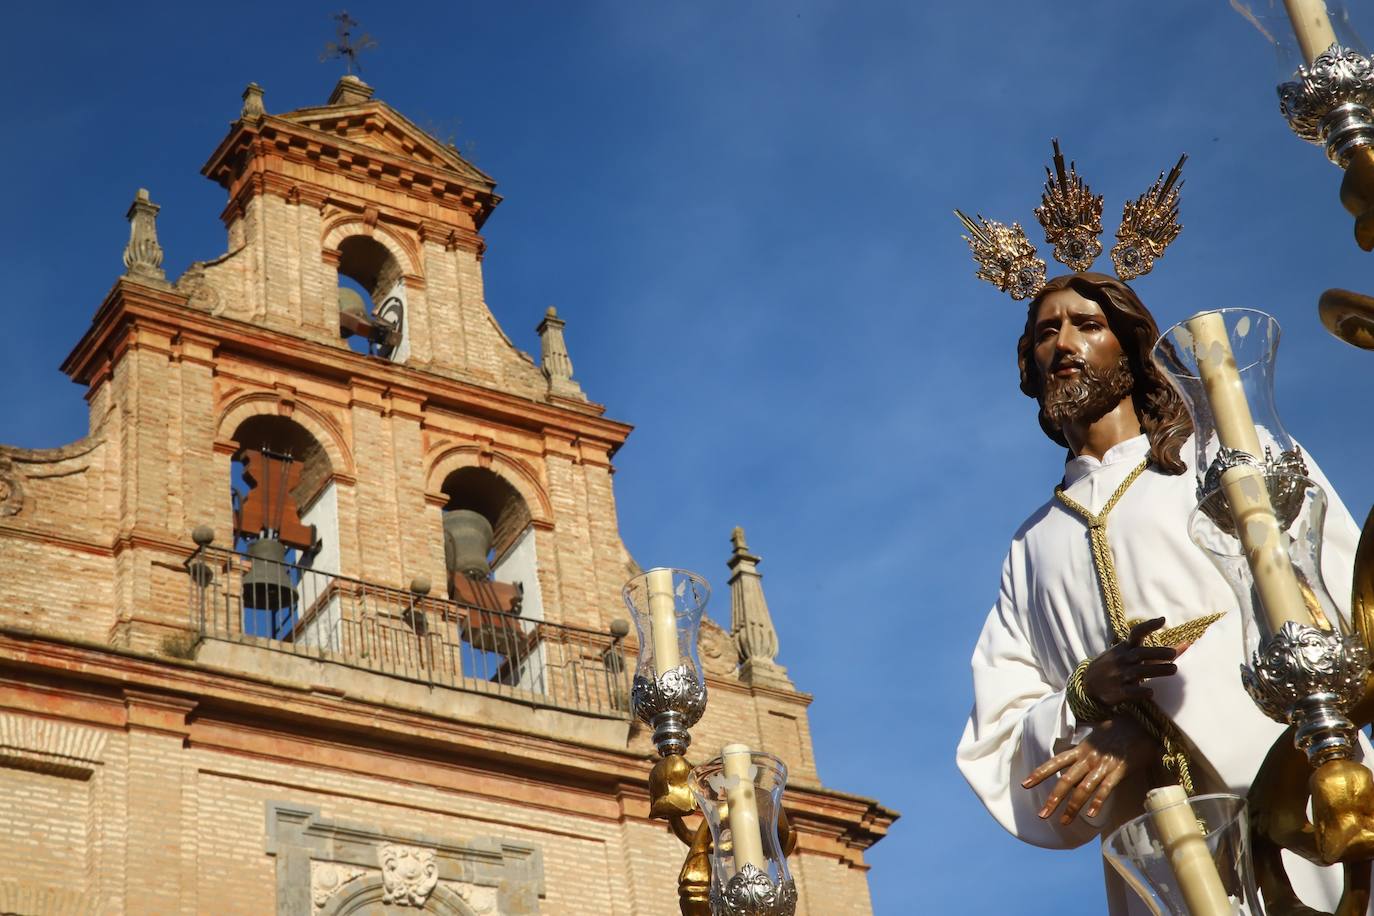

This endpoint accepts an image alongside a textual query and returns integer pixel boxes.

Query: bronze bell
[241,537,297,611]
[443,509,493,579]
[339,286,367,318]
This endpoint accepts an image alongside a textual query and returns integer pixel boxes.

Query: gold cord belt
[1054,458,1222,797]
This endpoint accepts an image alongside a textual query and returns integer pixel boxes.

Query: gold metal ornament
[1111,154,1187,281]
[1246,503,1374,915]
[954,210,1047,301]
[1035,138,1105,272]
[1339,146,1374,251]
[649,750,799,915]
[650,753,698,819]
[1318,288,1374,350]
[955,139,1187,301]
[678,818,712,916]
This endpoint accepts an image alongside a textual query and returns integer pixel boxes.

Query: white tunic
[956,434,1363,915]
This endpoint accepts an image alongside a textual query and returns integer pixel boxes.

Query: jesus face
[1032,287,1134,429]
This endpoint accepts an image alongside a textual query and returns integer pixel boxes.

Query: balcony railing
[184,545,630,719]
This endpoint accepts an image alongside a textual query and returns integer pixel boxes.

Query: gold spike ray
[954,209,1047,301]
[1112,154,1187,281]
[1034,139,1105,272]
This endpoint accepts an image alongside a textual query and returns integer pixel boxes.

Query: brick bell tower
[0,76,895,913]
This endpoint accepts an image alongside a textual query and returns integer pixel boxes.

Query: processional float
[1102,2,1374,913]
[624,568,799,915]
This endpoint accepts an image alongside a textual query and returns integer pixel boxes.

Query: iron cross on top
[321,11,377,75]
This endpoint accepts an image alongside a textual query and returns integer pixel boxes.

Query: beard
[1041,354,1135,428]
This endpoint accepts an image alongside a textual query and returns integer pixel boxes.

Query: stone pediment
[279,100,495,191]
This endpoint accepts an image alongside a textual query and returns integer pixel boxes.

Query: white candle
[1221,465,1310,633]
[646,568,680,673]
[1145,786,1232,916]
[722,743,768,873]
[1186,312,1311,634]
[1283,0,1338,64]
[1186,312,1263,459]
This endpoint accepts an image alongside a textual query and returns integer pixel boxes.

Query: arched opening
[229,415,337,643]
[440,467,544,686]
[336,235,408,361]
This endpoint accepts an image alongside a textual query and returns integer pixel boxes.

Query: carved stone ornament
[311,863,367,909]
[378,844,439,907]
[1279,44,1374,163]
[454,883,498,914]
[123,188,166,282]
[1241,620,1369,724]
[0,460,22,517]
[711,865,798,916]
[631,664,707,729]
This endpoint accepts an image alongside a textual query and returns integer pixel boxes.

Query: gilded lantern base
[650,753,799,916]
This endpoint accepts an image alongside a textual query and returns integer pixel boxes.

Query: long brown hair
[1016,272,1192,475]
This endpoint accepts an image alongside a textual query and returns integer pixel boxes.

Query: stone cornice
[0,628,896,852]
[201,115,499,232]
[59,281,632,456]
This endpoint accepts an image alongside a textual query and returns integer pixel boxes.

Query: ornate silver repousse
[711,865,798,916]
[632,664,707,756]
[632,665,708,725]
[1241,620,1369,765]
[1279,43,1374,165]
[1199,446,1309,533]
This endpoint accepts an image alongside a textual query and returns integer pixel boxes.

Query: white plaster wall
[492,526,542,622]
[492,526,546,692]
[297,482,342,650]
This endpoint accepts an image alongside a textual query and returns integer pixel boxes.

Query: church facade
[0,76,894,915]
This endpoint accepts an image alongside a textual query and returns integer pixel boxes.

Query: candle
[1186,312,1311,634]
[1221,465,1310,633]
[1144,786,1232,916]
[722,744,768,873]
[1283,0,1338,64]
[647,568,680,673]
[1185,312,1263,459]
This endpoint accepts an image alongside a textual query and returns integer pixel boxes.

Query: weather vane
[320,11,376,75]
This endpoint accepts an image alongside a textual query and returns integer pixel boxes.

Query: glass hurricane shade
[1104,793,1262,916]
[1233,0,1367,74]
[689,751,797,916]
[1152,309,1292,491]
[1190,472,1344,656]
[622,567,709,682]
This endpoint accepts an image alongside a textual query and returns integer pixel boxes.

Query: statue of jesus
[953,148,1364,915]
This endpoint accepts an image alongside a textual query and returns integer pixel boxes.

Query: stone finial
[241,82,265,120]
[537,306,583,398]
[328,74,375,107]
[123,189,166,284]
[728,526,792,687]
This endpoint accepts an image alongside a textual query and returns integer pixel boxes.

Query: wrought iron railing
[184,545,630,718]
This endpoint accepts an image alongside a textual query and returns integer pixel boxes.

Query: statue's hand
[1022,715,1158,826]
[1083,617,1178,708]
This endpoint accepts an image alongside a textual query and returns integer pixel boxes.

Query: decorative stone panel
[265,802,544,916]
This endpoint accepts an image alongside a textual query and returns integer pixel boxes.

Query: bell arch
[217,394,354,481]
[425,446,551,529]
[321,217,420,280]
[217,395,352,644]
[323,221,417,362]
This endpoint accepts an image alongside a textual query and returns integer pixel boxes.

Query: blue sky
[6,2,1374,912]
